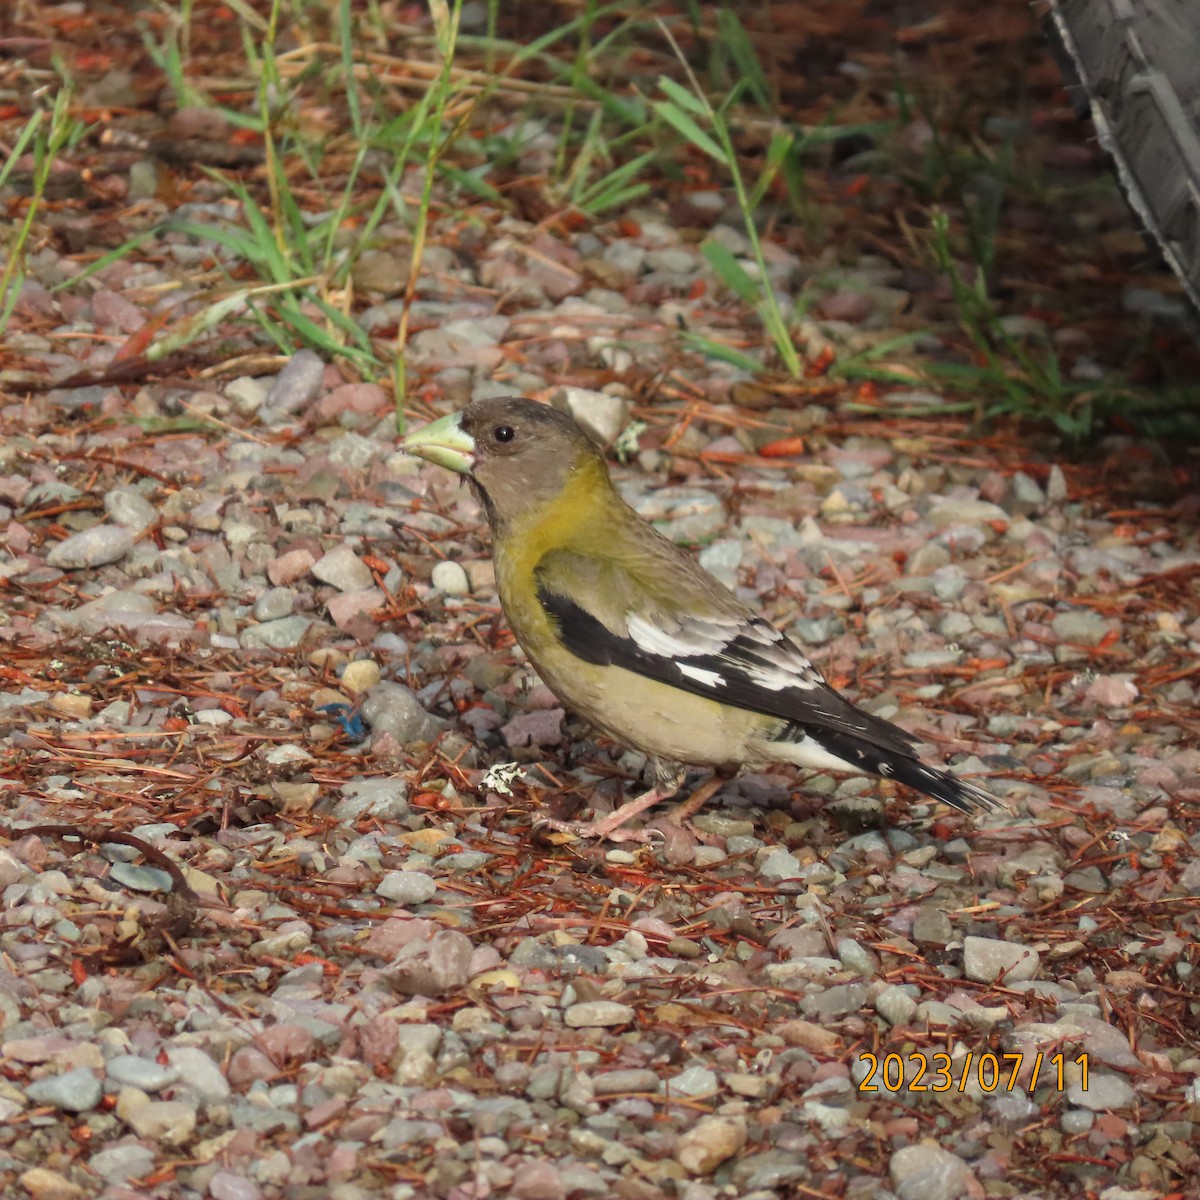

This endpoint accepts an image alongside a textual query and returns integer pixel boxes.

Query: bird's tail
[788,725,1003,815]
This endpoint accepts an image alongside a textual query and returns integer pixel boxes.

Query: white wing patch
[678,662,726,687]
[627,612,825,698]
[627,614,727,658]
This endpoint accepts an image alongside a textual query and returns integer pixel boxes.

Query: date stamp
[858,1050,1089,1093]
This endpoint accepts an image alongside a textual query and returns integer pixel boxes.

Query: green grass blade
[0,110,44,190]
[702,239,761,304]
[653,98,727,164]
[658,75,711,118]
[716,8,772,111]
[682,331,763,373]
[748,127,794,210]
[49,229,162,293]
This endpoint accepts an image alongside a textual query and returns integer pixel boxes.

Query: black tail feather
[803,727,1002,815]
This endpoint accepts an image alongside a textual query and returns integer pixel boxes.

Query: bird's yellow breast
[492,457,615,642]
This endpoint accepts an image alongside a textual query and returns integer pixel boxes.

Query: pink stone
[267,548,317,586]
[226,1045,278,1087]
[255,1023,316,1065]
[361,917,437,959]
[358,1016,399,1067]
[314,383,387,421]
[326,587,384,629]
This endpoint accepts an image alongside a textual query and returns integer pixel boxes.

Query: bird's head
[401,396,609,531]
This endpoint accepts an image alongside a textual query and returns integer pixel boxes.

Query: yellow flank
[546,657,757,770]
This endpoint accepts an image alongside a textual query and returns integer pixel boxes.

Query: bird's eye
[494,425,515,443]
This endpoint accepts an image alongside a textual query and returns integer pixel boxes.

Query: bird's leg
[656,773,725,827]
[536,767,685,842]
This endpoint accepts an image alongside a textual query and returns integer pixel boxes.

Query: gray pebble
[906,541,952,576]
[253,586,295,621]
[1068,1070,1135,1110]
[1052,609,1114,646]
[334,777,410,820]
[1065,868,1108,897]
[836,938,878,976]
[1012,471,1046,504]
[327,431,379,469]
[361,681,444,745]
[409,316,508,363]
[669,1064,719,1096]
[989,1091,1038,1122]
[267,348,325,413]
[692,813,756,838]
[645,246,698,274]
[103,487,157,532]
[226,375,270,414]
[697,539,742,587]
[1060,1108,1094,1133]
[889,1142,976,1200]
[127,158,158,199]
[377,870,437,905]
[88,1143,157,1184]
[431,560,470,595]
[793,617,838,644]
[312,544,374,591]
[963,935,1040,983]
[805,982,868,1021]
[108,861,175,893]
[241,615,317,649]
[874,984,918,1025]
[603,240,646,276]
[632,486,725,545]
[931,566,968,602]
[757,847,802,881]
[1046,463,1069,502]
[26,1066,102,1112]
[552,385,630,445]
[387,929,473,996]
[165,1046,231,1102]
[445,851,490,872]
[208,1169,264,1200]
[593,1068,661,1096]
[46,525,133,569]
[106,1053,179,1091]
[915,1000,961,1028]
[731,1149,809,1191]
[563,1001,635,1028]
[926,498,1009,529]
[904,647,962,669]
[123,1098,196,1143]
[56,589,155,631]
[997,314,1047,340]
[912,906,954,946]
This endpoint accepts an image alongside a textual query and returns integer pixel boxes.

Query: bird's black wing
[536,582,917,754]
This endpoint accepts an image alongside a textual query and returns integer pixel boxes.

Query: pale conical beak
[400,411,476,474]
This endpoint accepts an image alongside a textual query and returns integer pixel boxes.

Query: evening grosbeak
[402,397,999,840]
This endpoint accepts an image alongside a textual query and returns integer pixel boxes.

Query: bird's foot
[533,781,681,843]
[533,815,663,844]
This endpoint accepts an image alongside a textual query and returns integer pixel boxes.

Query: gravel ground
[2,11,1200,1199]
[1,276,1198,1199]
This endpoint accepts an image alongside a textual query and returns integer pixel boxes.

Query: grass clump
[0,79,86,336]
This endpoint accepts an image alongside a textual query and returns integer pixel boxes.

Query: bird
[401,396,1000,841]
